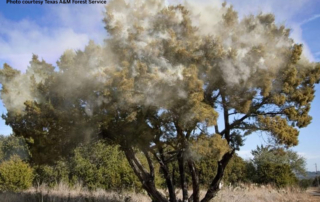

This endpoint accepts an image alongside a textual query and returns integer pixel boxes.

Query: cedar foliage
[0,1,320,201]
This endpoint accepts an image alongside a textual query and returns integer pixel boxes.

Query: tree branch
[151,141,177,202]
[200,149,235,202]
[214,125,220,135]
[143,149,155,180]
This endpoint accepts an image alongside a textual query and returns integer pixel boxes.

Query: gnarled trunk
[124,148,168,202]
[152,148,177,202]
[200,150,235,202]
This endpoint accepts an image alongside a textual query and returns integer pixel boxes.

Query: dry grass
[0,182,150,202]
[210,184,320,202]
[0,183,318,202]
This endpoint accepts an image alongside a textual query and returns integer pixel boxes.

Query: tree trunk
[162,165,177,202]
[188,160,199,202]
[152,148,177,202]
[175,123,188,202]
[143,149,155,180]
[124,148,168,202]
[200,150,235,202]
[178,152,188,202]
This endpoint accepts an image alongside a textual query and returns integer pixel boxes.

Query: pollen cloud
[0,0,313,118]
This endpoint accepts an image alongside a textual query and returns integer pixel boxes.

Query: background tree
[251,145,307,176]
[0,134,29,163]
[246,145,306,187]
[0,1,320,202]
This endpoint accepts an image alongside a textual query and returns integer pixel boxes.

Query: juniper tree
[1,1,320,202]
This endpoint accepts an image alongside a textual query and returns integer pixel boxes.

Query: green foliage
[298,178,313,190]
[190,134,248,186]
[224,155,247,184]
[33,141,141,191]
[0,155,34,192]
[256,163,297,187]
[34,160,70,188]
[251,145,307,176]
[245,145,305,187]
[0,135,30,163]
[197,152,247,186]
[71,141,140,190]
[197,156,217,186]
[244,161,258,183]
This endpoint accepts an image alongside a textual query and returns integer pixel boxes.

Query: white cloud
[289,23,315,61]
[0,4,106,71]
[300,14,320,25]
[237,150,253,160]
[298,152,320,160]
[43,4,106,42]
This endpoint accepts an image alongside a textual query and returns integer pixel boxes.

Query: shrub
[71,142,140,190]
[34,160,71,188]
[0,155,34,192]
[298,178,313,190]
[312,176,320,187]
[256,163,297,187]
[32,142,142,191]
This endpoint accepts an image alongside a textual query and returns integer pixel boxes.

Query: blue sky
[0,0,319,171]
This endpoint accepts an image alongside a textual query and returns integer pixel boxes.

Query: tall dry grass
[0,182,150,202]
[210,183,319,202]
[0,183,318,202]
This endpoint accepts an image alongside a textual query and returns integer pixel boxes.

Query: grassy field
[0,183,319,202]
